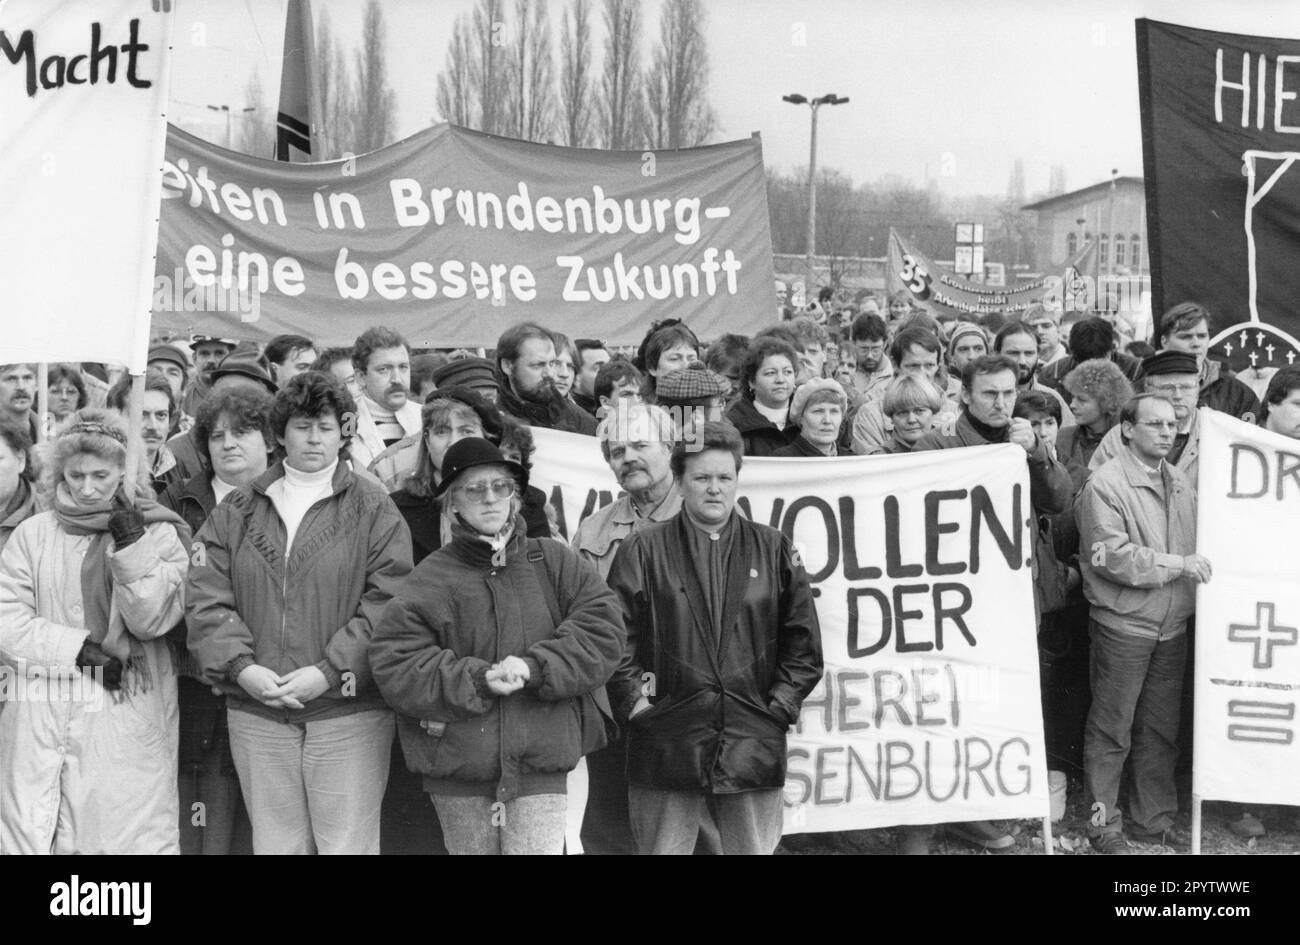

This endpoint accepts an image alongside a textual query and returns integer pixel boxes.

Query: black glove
[107,489,146,548]
[76,641,123,691]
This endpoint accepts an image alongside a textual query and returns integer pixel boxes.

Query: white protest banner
[531,428,1049,833]
[1193,408,1300,805]
[0,1,174,373]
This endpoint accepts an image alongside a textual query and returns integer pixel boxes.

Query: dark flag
[275,0,319,162]
[1136,18,1300,374]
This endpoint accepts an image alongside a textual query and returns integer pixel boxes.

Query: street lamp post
[783,93,849,290]
[207,103,257,150]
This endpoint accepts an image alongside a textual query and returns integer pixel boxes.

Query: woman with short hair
[373,437,624,855]
[186,372,412,854]
[773,379,848,457]
[1059,358,1134,492]
[725,337,799,456]
[874,375,945,454]
[1,408,189,854]
[159,387,277,855]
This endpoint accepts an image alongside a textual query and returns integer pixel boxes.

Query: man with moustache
[0,364,38,440]
[347,326,423,469]
[604,421,822,854]
[572,404,682,854]
[1077,394,1208,853]
[494,322,597,435]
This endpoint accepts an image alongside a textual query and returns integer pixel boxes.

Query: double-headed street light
[783,93,850,285]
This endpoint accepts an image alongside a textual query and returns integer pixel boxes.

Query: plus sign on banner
[1193,409,1300,804]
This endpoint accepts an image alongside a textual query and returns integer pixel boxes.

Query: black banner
[1136,18,1300,374]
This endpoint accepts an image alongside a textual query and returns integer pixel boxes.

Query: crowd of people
[1,289,1298,855]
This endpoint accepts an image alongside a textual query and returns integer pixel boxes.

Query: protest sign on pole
[531,428,1050,834]
[0,1,175,374]
[1193,408,1300,807]
[152,124,777,348]
[1136,19,1300,374]
[886,229,1065,321]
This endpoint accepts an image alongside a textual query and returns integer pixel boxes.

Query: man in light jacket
[347,327,423,469]
[1076,393,1211,854]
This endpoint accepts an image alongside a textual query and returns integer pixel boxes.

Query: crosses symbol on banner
[1239,330,1249,347]
[1290,351,1298,365]
[1225,342,1234,356]
[1266,343,1276,361]
[1228,602,1298,670]
[1250,352,1259,367]
[1256,331,1267,346]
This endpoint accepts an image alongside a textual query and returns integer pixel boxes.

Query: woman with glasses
[46,365,89,429]
[186,372,412,854]
[372,437,624,855]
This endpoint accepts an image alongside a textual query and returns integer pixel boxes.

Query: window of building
[1131,234,1141,267]
[1115,234,1126,267]
[1100,233,1109,265]
[1066,232,1078,257]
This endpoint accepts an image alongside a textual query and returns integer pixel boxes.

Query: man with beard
[181,336,236,419]
[0,364,38,440]
[849,312,893,402]
[494,322,597,435]
[348,326,422,469]
[994,321,1071,426]
[573,404,682,853]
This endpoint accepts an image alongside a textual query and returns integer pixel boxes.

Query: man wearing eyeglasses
[848,313,893,401]
[1088,352,1203,484]
[1076,393,1209,853]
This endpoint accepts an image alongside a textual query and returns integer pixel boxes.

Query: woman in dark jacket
[725,336,799,456]
[159,387,275,856]
[372,438,624,855]
[773,378,848,457]
[186,372,412,855]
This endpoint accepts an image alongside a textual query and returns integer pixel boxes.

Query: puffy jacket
[1,513,188,854]
[371,518,625,801]
[605,513,823,794]
[1076,446,1197,640]
[1198,360,1260,423]
[186,461,412,723]
[726,397,796,456]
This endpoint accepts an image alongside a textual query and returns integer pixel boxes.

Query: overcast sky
[170,0,1300,197]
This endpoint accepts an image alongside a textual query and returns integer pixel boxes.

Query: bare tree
[469,0,510,135]
[237,69,276,157]
[435,12,475,127]
[558,0,594,147]
[315,5,356,158]
[505,0,556,142]
[353,0,397,153]
[599,0,644,149]
[643,0,715,149]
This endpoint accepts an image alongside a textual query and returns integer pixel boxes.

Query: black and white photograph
[1,0,1297,909]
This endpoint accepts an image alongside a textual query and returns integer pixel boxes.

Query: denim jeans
[627,785,784,855]
[227,707,394,854]
[1084,619,1186,836]
[432,794,567,855]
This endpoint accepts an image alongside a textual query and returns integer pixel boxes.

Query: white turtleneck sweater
[266,460,338,552]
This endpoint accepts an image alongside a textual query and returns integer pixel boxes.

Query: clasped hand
[485,655,531,696]
[237,664,329,709]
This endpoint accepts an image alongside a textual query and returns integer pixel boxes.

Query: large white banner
[0,1,174,372]
[1194,408,1300,805]
[532,429,1050,833]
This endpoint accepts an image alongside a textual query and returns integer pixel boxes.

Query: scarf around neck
[53,484,190,695]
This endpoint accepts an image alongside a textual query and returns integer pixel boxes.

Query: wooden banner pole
[1191,794,1202,856]
[123,373,146,505]
[1041,816,1054,856]
[36,362,49,443]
